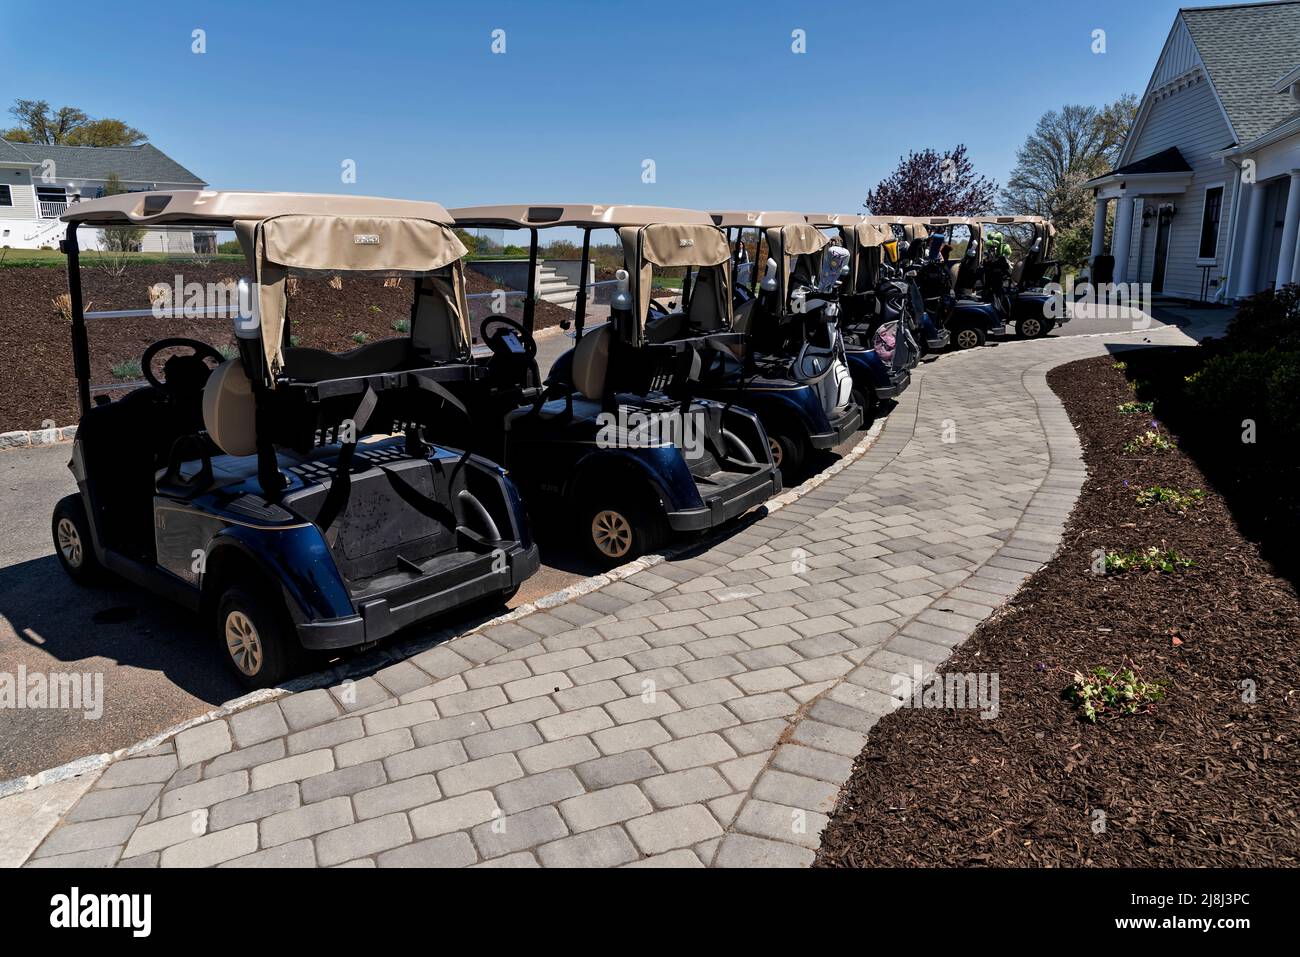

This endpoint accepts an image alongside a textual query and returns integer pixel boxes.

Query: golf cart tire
[1016,316,1052,339]
[952,324,986,351]
[768,428,806,485]
[851,386,877,431]
[52,494,102,584]
[217,585,298,690]
[580,496,667,570]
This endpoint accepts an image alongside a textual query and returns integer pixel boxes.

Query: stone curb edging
[0,414,891,806]
[0,426,77,451]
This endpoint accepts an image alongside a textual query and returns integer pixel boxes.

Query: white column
[1112,194,1135,283]
[1090,198,1108,259]
[1235,182,1269,298]
[1278,170,1300,289]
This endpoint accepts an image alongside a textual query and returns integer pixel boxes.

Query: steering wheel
[141,338,225,391]
[479,316,537,361]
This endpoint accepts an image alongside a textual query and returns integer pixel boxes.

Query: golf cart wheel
[52,494,100,584]
[952,325,986,350]
[1016,316,1052,339]
[217,586,295,690]
[581,499,666,569]
[851,387,877,430]
[768,431,806,484]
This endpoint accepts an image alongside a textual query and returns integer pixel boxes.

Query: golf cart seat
[643,268,726,343]
[283,339,418,382]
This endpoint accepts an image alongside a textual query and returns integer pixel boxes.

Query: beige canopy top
[64,190,469,379]
[709,210,808,229]
[978,215,1057,238]
[449,203,714,229]
[803,214,897,291]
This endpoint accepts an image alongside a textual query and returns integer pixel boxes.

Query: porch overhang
[1085,171,1194,200]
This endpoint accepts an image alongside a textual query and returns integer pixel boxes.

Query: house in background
[0,138,208,251]
[1087,0,1300,302]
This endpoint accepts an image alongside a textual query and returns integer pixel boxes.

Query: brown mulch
[0,262,572,433]
[814,352,1300,867]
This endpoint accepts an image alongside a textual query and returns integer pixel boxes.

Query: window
[1199,186,1224,260]
[35,185,67,201]
[0,184,11,207]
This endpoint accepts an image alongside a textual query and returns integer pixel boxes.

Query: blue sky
[0,0,1189,212]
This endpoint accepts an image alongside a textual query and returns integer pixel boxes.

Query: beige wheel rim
[957,329,980,349]
[225,610,263,677]
[57,518,83,568]
[768,437,783,467]
[591,509,633,560]
[1021,318,1042,338]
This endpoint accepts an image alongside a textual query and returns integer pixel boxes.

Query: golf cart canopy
[711,211,828,306]
[450,203,732,345]
[63,190,471,380]
[804,214,898,293]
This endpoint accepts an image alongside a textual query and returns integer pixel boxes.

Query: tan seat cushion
[202,359,258,456]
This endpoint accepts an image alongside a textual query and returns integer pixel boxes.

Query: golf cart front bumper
[875,367,912,400]
[927,329,951,351]
[809,402,863,450]
[666,466,782,533]
[295,542,541,651]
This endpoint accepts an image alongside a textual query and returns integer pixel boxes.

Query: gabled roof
[0,139,204,185]
[1112,146,1194,176]
[1180,1,1300,144]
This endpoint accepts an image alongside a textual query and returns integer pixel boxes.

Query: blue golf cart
[51,190,539,687]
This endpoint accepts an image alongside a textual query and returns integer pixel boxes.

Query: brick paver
[22,328,1198,867]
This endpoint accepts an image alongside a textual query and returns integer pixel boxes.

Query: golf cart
[52,190,539,688]
[690,211,863,470]
[977,216,1067,339]
[804,211,933,380]
[448,204,782,567]
[895,216,1008,350]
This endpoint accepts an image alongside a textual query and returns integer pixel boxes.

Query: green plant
[1123,428,1177,453]
[1135,486,1204,514]
[110,358,142,381]
[1112,361,1127,372]
[1104,546,1195,574]
[1116,400,1153,414]
[289,335,301,347]
[218,343,238,361]
[1065,666,1166,723]
[369,304,381,313]
[391,319,409,334]
[350,331,369,345]
[217,239,243,255]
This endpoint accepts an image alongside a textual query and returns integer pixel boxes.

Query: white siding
[0,166,38,219]
[1126,75,1236,298]
[1150,18,1202,89]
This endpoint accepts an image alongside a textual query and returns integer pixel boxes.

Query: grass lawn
[0,249,245,268]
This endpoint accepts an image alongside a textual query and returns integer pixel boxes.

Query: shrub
[1221,285,1300,353]
[110,359,143,380]
[350,331,369,345]
[1066,666,1166,723]
[217,239,243,255]
[1117,400,1153,414]
[1184,350,1277,421]
[391,319,409,333]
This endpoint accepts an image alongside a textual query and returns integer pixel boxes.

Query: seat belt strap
[316,385,379,540]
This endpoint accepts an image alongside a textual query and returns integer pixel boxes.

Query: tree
[3,99,146,146]
[864,145,998,216]
[1001,94,1138,268]
[99,172,145,252]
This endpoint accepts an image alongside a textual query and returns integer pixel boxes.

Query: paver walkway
[21,325,1200,868]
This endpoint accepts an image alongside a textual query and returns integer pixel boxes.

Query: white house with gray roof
[1087,0,1300,302]
[0,138,208,251]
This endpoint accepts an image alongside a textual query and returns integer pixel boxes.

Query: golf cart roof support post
[524,228,539,332]
[574,227,592,340]
[64,222,92,416]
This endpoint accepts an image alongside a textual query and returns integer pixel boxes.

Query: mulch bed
[815,352,1300,867]
[0,262,572,433]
